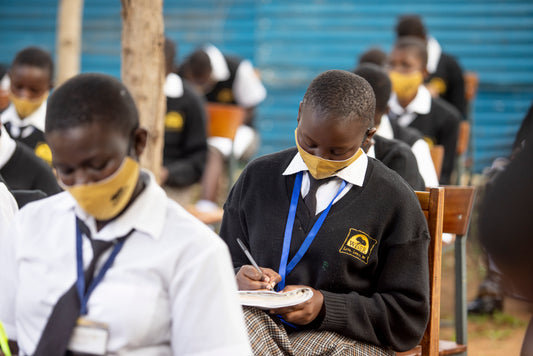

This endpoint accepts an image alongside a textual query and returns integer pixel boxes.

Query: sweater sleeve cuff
[318,290,348,332]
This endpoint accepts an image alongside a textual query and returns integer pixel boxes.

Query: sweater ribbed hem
[319,290,348,332]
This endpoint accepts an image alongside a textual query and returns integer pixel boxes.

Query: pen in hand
[236,238,273,290]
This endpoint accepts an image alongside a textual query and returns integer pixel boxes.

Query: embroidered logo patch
[339,228,377,264]
[165,111,184,131]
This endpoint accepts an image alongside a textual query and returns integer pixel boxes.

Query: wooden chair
[455,120,471,185]
[398,187,445,356]
[430,145,445,181]
[439,185,476,356]
[206,102,246,189]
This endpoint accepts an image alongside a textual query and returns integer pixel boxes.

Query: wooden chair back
[206,103,246,139]
[398,187,445,356]
[456,121,470,156]
[442,186,475,236]
[463,72,479,103]
[430,145,445,181]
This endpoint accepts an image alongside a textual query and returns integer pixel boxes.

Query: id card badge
[67,317,109,355]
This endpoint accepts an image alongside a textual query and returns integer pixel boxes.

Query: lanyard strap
[75,222,130,315]
[0,320,11,356]
[277,172,347,291]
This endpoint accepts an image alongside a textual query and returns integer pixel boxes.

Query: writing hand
[236,265,281,291]
[270,285,324,325]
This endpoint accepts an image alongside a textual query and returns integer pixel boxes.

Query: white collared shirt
[379,114,439,187]
[0,171,251,355]
[0,182,17,230]
[203,44,266,108]
[163,72,184,99]
[282,150,368,215]
[1,101,47,138]
[0,124,17,169]
[389,85,432,127]
[426,36,442,74]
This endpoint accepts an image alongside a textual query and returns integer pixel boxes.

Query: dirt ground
[440,224,531,356]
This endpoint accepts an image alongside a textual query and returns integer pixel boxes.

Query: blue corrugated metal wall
[1,0,532,173]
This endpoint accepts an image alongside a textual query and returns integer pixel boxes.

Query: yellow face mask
[389,71,423,102]
[295,129,363,180]
[60,157,140,221]
[9,91,49,118]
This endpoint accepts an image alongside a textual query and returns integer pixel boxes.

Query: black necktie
[33,219,116,356]
[304,175,335,215]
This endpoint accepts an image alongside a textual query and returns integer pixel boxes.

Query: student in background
[354,63,425,190]
[2,47,53,164]
[388,36,460,185]
[0,119,60,202]
[180,44,267,212]
[358,47,388,68]
[395,14,467,118]
[0,73,251,356]
[160,38,208,206]
[0,64,10,113]
[220,70,429,354]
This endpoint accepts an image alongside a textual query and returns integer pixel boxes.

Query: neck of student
[397,91,418,110]
[95,171,148,231]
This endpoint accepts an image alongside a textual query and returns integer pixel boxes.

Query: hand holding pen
[236,238,281,291]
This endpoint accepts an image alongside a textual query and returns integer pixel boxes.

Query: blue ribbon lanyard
[277,171,347,291]
[75,222,126,315]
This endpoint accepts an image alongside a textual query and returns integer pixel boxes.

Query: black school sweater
[373,135,425,191]
[220,148,430,352]
[405,98,460,185]
[0,142,61,196]
[163,80,208,187]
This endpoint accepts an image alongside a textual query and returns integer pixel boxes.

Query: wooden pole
[120,0,165,179]
[56,0,84,86]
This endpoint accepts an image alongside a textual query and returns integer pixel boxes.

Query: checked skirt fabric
[243,306,394,356]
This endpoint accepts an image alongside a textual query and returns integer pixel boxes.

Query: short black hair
[396,14,427,40]
[393,36,428,69]
[45,73,139,134]
[302,69,375,128]
[353,63,391,115]
[11,46,54,82]
[358,47,387,67]
[164,37,177,75]
[180,49,212,80]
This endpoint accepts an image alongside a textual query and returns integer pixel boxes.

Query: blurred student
[388,36,460,185]
[160,38,208,206]
[354,63,425,190]
[220,70,429,354]
[0,119,60,201]
[180,44,267,211]
[0,64,10,113]
[2,47,53,164]
[0,73,251,355]
[396,14,466,118]
[358,47,388,68]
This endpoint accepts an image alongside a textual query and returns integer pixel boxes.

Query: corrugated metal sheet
[1,0,532,173]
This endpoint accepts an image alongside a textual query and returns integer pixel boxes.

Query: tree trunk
[56,0,84,86]
[121,0,165,179]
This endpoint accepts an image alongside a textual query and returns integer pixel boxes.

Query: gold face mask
[389,71,423,102]
[295,129,363,180]
[9,91,49,118]
[60,157,140,221]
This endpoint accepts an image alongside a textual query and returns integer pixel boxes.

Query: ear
[297,101,303,124]
[361,127,377,149]
[132,127,148,159]
[422,66,429,80]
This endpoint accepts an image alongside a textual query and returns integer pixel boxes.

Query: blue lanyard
[75,221,126,315]
[277,171,347,291]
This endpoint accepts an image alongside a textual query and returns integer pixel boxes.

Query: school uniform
[199,44,267,159]
[379,115,439,187]
[368,135,425,190]
[2,101,48,153]
[220,147,430,352]
[0,180,17,230]
[163,73,208,187]
[389,85,460,185]
[426,36,467,118]
[0,171,251,356]
[0,125,60,197]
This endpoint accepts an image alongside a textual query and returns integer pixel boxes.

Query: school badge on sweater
[339,228,377,264]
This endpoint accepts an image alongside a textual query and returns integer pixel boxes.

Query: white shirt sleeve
[232,60,267,108]
[0,185,19,339]
[411,139,440,187]
[169,237,252,355]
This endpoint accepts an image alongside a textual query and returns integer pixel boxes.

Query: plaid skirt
[243,306,395,356]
